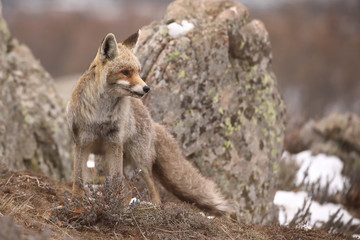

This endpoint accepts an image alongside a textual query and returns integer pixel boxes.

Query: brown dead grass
[0,166,355,240]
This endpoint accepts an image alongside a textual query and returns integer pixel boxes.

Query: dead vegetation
[0,164,356,240]
[51,173,142,231]
[50,172,229,239]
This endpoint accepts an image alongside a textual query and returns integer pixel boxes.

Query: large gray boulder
[136,0,286,224]
[0,3,72,180]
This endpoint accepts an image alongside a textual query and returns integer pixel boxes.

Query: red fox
[66,31,233,215]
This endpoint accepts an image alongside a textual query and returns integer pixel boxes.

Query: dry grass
[51,172,142,231]
[0,166,355,239]
[50,172,226,239]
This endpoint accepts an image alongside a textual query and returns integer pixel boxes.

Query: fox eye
[121,70,130,77]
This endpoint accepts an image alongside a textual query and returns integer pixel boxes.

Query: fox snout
[114,73,149,98]
[129,82,150,98]
[143,86,150,93]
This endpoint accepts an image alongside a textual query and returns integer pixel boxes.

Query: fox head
[93,31,149,98]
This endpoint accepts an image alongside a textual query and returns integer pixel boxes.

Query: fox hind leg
[125,143,161,205]
[140,168,161,205]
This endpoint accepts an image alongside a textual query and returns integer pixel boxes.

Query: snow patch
[293,150,348,193]
[129,197,152,206]
[167,20,194,38]
[199,212,216,220]
[274,191,360,227]
[230,6,238,14]
[87,153,95,168]
[275,151,359,229]
[129,197,139,205]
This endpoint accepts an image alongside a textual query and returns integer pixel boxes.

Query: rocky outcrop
[286,113,360,159]
[286,113,360,209]
[136,0,286,224]
[0,3,72,180]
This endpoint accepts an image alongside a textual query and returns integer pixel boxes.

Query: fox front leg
[104,144,124,177]
[72,144,90,196]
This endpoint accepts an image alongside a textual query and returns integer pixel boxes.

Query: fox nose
[143,86,150,93]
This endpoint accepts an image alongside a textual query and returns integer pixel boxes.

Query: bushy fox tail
[152,123,233,215]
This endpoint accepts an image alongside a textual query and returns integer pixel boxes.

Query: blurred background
[3,0,360,127]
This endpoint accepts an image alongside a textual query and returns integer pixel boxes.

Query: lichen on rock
[136,0,286,224]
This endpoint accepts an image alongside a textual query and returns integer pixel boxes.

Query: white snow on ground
[292,150,349,193]
[167,20,194,38]
[199,212,216,220]
[129,197,139,205]
[274,151,359,230]
[129,197,152,206]
[274,191,360,227]
[274,191,309,226]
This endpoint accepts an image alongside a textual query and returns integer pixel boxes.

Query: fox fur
[66,31,233,215]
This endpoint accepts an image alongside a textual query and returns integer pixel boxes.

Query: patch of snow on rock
[167,20,194,38]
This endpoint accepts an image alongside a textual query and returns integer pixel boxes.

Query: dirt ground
[0,165,355,240]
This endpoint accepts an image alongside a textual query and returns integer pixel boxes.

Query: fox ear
[122,29,141,51]
[99,33,118,61]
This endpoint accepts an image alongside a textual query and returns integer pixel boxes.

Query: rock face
[0,3,72,180]
[136,0,286,224]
